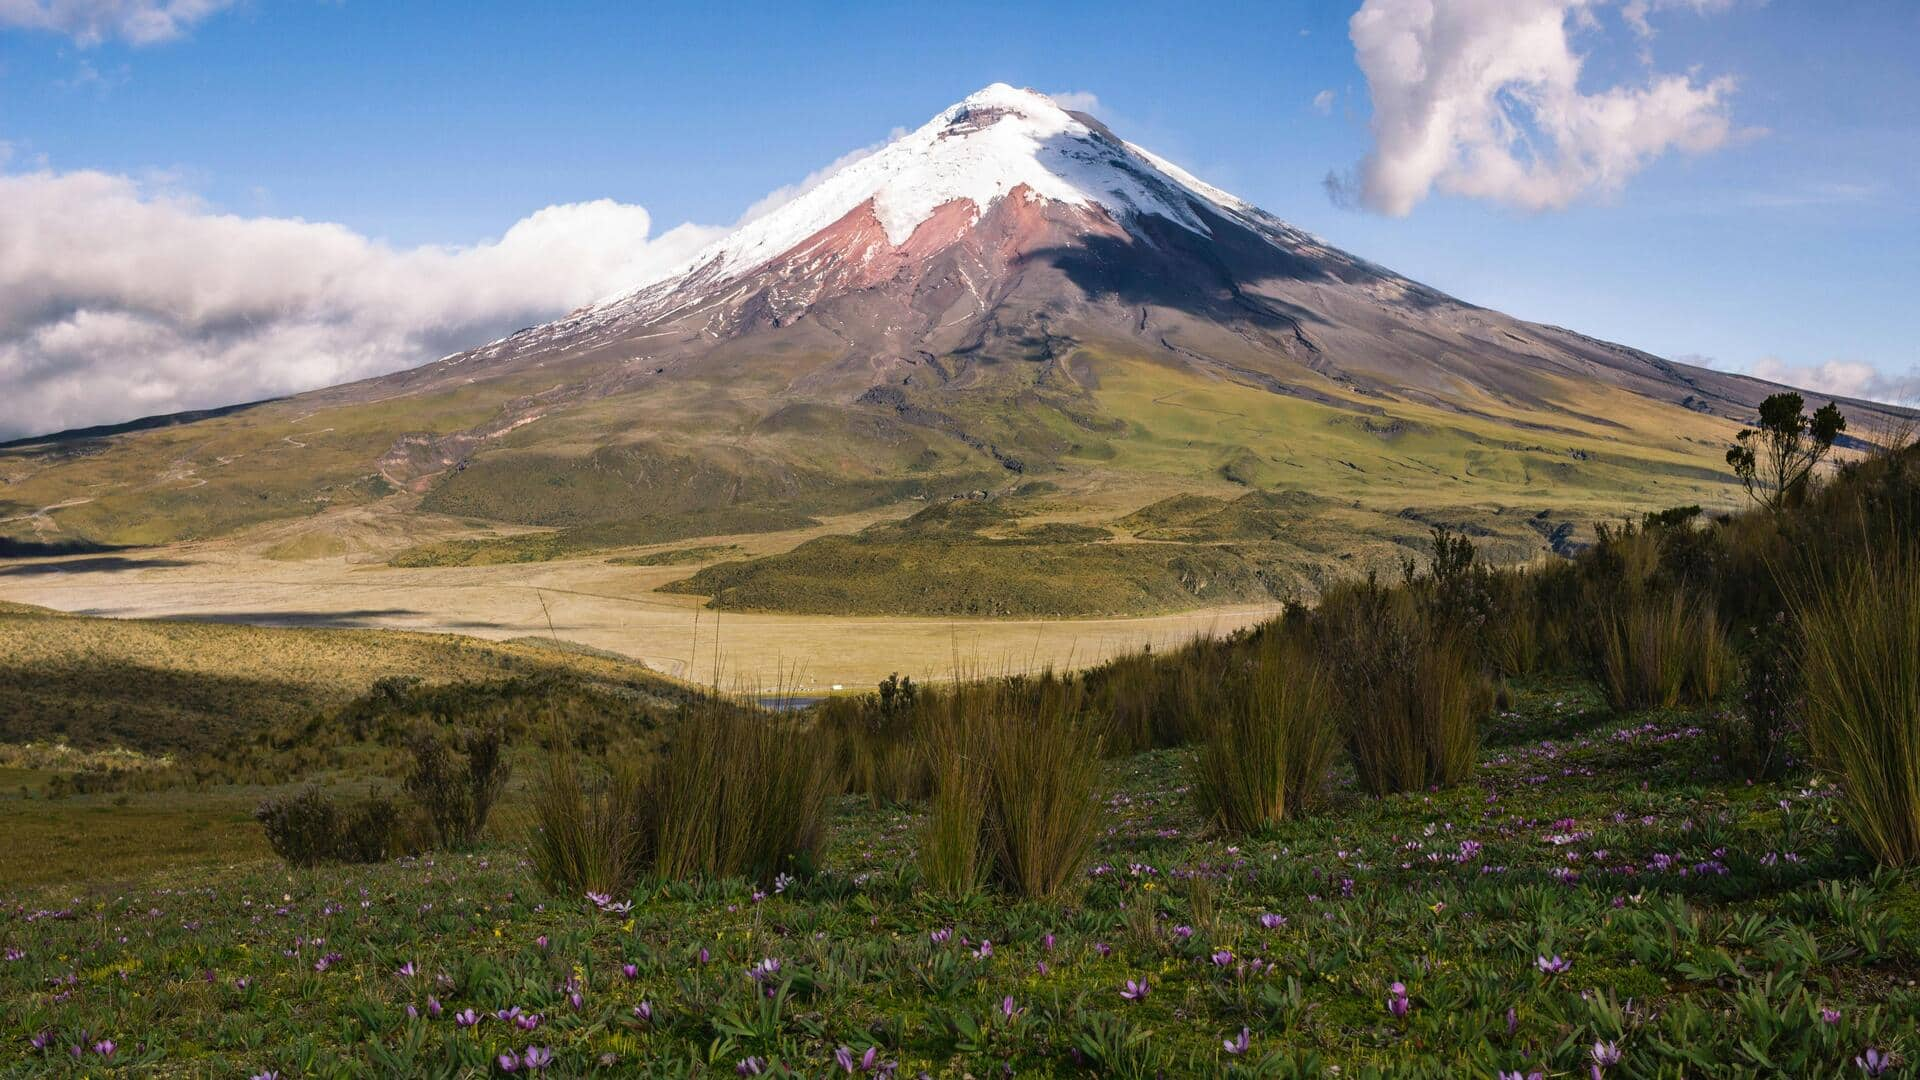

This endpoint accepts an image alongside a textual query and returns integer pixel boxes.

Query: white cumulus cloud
[1748,357,1920,408]
[0,167,726,439]
[0,0,236,46]
[1343,0,1742,215]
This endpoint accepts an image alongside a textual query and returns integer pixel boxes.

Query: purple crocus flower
[427,997,443,1018]
[522,1046,552,1070]
[1387,982,1410,1018]
[622,963,639,980]
[93,1040,116,1058]
[634,1001,654,1023]
[836,1046,857,1073]
[1535,955,1570,975]
[1211,949,1234,966]
[736,1058,766,1076]
[498,1050,520,1072]
[1822,1008,1843,1024]
[1258,913,1286,930]
[1224,1028,1250,1055]
[1120,977,1151,1001]
[1857,1049,1892,1077]
[455,1008,480,1027]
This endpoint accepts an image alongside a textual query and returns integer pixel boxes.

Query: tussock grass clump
[1796,546,1920,867]
[919,675,1104,901]
[1316,583,1487,795]
[1190,638,1337,834]
[1087,638,1233,755]
[1598,592,1733,712]
[918,689,993,898]
[527,697,835,892]
[526,746,652,895]
[651,699,837,884]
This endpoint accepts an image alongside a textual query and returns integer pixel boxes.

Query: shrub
[1598,592,1733,711]
[1795,546,1920,867]
[254,785,400,867]
[526,743,652,895]
[334,791,404,863]
[1316,583,1487,796]
[1713,612,1801,781]
[404,723,512,850]
[819,676,932,805]
[254,786,339,868]
[1190,639,1337,834]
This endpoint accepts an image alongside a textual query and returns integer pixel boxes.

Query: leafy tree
[1726,392,1846,512]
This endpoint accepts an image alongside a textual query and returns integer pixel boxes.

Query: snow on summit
[602,85,1256,309]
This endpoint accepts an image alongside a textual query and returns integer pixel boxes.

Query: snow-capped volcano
[619,84,1232,302]
[12,82,1913,558]
[583,83,1371,334]
[275,82,1909,506]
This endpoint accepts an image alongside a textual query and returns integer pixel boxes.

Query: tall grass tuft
[526,742,652,895]
[652,699,836,884]
[1795,545,1920,867]
[1317,583,1486,795]
[1190,639,1337,834]
[527,697,834,891]
[917,687,992,898]
[919,674,1104,901]
[1598,592,1733,711]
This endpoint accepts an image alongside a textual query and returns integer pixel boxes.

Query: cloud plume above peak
[1344,0,1742,215]
[0,168,725,439]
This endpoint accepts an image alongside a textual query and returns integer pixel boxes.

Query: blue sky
[1,0,1916,436]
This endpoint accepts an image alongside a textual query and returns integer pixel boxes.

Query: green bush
[404,723,511,850]
[1190,638,1337,834]
[254,785,400,867]
[1796,546,1920,867]
[1317,583,1487,795]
